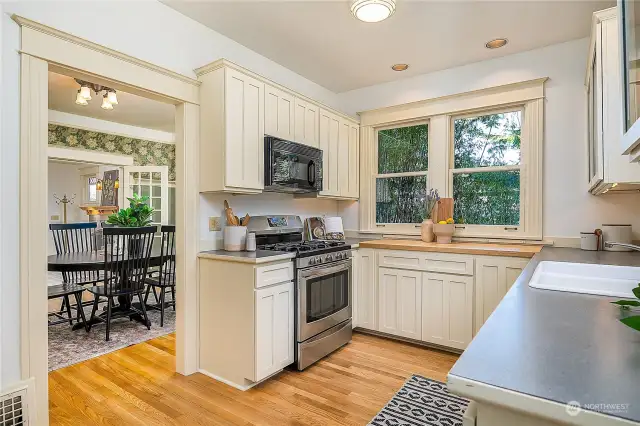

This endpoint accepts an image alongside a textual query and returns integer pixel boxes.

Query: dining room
[45,70,178,371]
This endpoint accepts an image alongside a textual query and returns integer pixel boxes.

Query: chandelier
[75,79,119,110]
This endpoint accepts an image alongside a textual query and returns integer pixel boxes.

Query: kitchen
[4,1,640,425]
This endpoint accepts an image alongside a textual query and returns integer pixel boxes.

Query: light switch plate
[209,216,221,231]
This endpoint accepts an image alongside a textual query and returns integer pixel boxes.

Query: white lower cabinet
[474,256,529,334]
[422,272,473,350]
[355,248,377,331]
[378,268,422,340]
[255,281,294,381]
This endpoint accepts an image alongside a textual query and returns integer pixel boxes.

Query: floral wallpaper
[48,124,176,181]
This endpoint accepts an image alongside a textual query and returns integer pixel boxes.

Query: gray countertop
[448,247,640,423]
[198,249,295,264]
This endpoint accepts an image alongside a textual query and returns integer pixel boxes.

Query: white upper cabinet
[294,97,320,147]
[620,3,640,157]
[265,84,295,141]
[196,59,359,198]
[198,64,264,194]
[319,108,359,199]
[319,108,341,197]
[587,8,640,194]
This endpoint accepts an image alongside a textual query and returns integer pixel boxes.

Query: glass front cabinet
[587,6,640,194]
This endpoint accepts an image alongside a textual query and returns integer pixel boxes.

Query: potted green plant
[106,194,154,254]
[612,284,640,331]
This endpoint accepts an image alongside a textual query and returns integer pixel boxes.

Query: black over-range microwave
[264,136,323,194]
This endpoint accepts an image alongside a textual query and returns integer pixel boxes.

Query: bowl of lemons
[433,218,455,244]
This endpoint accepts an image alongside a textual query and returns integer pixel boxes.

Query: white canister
[602,224,633,251]
[224,226,247,251]
[580,232,598,251]
[246,233,256,252]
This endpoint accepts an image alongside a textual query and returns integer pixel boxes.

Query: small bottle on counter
[246,232,256,252]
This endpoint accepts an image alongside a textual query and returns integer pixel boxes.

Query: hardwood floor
[49,331,459,425]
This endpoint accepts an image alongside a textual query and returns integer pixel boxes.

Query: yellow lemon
[438,221,447,225]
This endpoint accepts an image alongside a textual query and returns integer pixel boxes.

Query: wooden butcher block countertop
[358,239,543,258]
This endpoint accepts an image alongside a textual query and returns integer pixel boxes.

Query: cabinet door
[356,248,377,330]
[475,257,529,334]
[422,272,473,350]
[378,267,422,339]
[294,98,319,147]
[319,109,340,196]
[265,84,295,140]
[337,120,359,199]
[224,68,264,191]
[255,281,294,381]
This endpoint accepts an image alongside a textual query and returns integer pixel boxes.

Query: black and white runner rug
[368,375,470,426]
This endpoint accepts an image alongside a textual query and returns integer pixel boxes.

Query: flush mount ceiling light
[391,63,409,71]
[75,79,118,110]
[351,0,396,23]
[485,38,508,49]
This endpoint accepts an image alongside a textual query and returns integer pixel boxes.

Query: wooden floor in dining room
[49,331,459,425]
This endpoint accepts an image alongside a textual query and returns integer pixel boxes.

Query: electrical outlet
[209,216,221,231]
[51,215,60,221]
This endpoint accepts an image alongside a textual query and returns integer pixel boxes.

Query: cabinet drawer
[423,253,474,276]
[378,250,473,276]
[255,262,294,288]
[378,250,422,269]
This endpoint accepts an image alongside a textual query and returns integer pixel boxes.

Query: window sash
[375,172,429,227]
[449,166,524,234]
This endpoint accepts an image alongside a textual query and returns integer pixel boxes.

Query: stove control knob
[309,258,316,265]
[326,254,333,261]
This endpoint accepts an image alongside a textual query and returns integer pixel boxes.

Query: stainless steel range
[247,215,352,370]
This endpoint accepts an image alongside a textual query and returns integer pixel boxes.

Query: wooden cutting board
[431,198,454,223]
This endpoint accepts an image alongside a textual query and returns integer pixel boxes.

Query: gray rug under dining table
[368,375,470,426]
[48,293,175,372]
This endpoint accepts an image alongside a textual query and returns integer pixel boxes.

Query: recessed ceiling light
[485,38,508,49]
[351,0,396,23]
[391,64,409,71]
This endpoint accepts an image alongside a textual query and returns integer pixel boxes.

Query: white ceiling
[48,72,176,132]
[163,0,614,93]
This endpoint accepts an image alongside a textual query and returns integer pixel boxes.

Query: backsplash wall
[199,193,339,241]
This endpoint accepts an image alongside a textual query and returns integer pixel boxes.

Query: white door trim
[14,16,200,424]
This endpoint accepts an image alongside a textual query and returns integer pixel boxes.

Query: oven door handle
[298,260,351,279]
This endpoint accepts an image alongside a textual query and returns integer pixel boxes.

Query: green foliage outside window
[375,111,522,227]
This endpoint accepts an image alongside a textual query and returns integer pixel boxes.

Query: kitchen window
[358,78,544,240]
[451,109,523,234]
[375,122,429,229]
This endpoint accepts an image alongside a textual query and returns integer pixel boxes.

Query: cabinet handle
[376,224,386,227]
[455,225,466,230]
[504,226,518,231]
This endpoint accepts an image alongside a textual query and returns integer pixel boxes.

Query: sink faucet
[604,241,640,251]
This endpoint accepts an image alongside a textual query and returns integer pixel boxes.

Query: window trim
[358,78,544,240]
[373,120,430,234]
[449,106,526,238]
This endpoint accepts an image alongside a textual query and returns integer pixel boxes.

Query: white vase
[224,226,247,251]
[421,219,435,243]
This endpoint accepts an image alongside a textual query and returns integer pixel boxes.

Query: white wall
[337,38,640,241]
[47,162,87,255]
[0,0,343,391]
[200,193,339,242]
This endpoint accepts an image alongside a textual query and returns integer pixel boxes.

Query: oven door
[297,259,352,342]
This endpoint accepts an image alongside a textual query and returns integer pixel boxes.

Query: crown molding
[12,15,201,88]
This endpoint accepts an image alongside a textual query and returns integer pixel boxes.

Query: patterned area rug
[48,298,175,372]
[368,375,469,426]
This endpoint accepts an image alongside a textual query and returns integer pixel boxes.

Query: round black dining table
[48,247,172,330]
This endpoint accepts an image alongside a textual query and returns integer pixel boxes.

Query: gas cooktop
[258,240,348,257]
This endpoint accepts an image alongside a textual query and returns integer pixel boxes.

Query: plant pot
[224,226,247,251]
[420,219,435,243]
[433,223,454,244]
